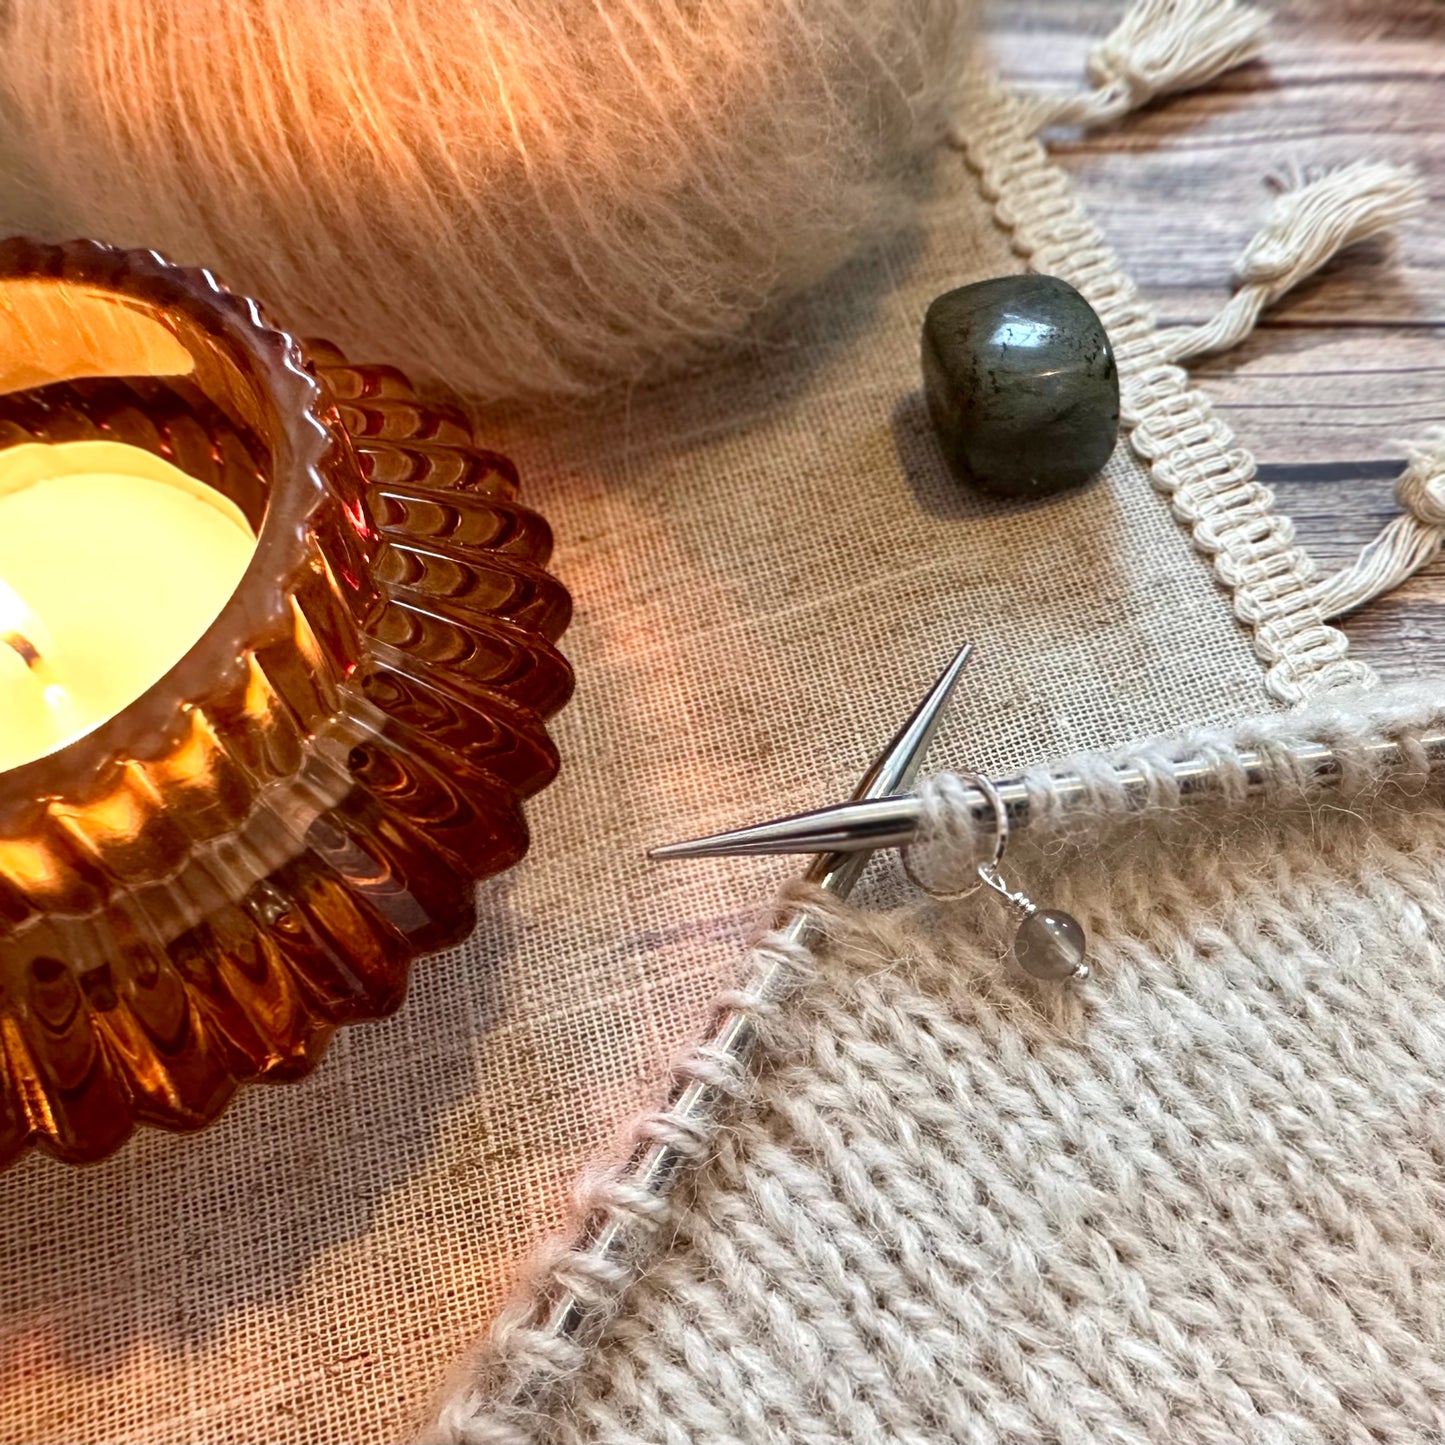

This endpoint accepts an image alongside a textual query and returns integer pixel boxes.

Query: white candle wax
[0,440,258,773]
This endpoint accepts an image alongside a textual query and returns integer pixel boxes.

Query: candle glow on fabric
[0,440,257,772]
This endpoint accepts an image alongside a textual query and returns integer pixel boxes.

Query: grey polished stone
[1012,908,1088,981]
[921,274,1119,498]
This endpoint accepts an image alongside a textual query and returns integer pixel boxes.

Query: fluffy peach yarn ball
[0,0,972,404]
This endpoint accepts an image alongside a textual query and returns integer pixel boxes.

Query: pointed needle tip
[650,639,973,863]
[648,818,820,861]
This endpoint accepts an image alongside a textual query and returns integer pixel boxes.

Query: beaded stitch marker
[651,662,1445,987]
[902,771,1089,982]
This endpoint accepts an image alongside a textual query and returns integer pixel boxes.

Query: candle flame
[0,575,49,671]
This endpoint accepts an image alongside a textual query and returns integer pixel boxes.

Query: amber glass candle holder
[0,239,572,1168]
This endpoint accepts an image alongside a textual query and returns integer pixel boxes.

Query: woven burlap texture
[2,63,1309,1445]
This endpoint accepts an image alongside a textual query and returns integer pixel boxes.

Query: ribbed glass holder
[0,239,572,1168]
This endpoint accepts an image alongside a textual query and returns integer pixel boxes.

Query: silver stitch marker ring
[904,772,1089,983]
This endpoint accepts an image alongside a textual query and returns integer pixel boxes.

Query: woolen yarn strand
[0,0,974,404]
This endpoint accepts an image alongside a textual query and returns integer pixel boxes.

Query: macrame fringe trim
[1019,0,1270,130]
[1310,428,1445,620]
[1158,162,1426,363]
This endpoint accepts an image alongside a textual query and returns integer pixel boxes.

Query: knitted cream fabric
[0,41,1399,1445]
[532,693,1445,1444]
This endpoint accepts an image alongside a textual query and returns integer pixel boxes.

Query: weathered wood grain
[990,0,1445,679]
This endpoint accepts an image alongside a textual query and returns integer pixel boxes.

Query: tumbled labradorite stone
[922,275,1119,498]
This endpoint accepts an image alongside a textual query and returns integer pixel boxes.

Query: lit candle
[0,440,257,772]
[0,575,77,770]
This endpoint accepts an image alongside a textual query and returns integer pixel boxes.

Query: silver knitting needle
[528,642,973,1350]
[651,728,1445,859]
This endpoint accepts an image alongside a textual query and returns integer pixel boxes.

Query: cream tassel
[1023,0,1270,131]
[1159,162,1426,362]
[1306,430,1445,621]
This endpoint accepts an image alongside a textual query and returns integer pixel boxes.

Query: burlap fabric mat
[0,66,1294,1445]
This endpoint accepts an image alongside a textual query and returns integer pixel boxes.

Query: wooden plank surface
[990,0,1444,680]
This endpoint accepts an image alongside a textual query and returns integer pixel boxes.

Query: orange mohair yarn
[0,0,973,404]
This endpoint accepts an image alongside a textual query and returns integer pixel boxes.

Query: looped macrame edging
[423,886,841,1445]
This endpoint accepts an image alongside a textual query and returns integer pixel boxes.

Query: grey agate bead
[1013,909,1088,981]
[921,274,1119,498]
